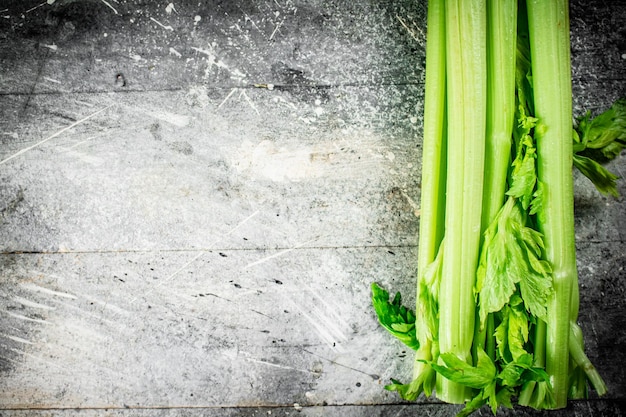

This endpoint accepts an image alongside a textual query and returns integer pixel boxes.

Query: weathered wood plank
[0,247,415,408]
[0,84,422,252]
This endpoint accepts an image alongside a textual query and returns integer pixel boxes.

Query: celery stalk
[374,0,609,413]
[437,0,487,403]
[526,0,575,407]
[481,0,517,232]
[414,0,447,389]
[473,0,517,365]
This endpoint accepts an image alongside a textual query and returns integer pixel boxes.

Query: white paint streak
[4,311,52,325]
[20,283,78,299]
[169,47,182,58]
[269,17,285,40]
[240,90,260,115]
[0,104,113,166]
[25,2,46,14]
[43,76,61,84]
[244,356,315,374]
[165,2,177,14]
[150,17,174,31]
[1,333,34,345]
[307,287,350,335]
[134,107,190,127]
[100,0,118,14]
[13,296,56,310]
[217,88,238,109]
[245,238,317,269]
[292,303,345,351]
[8,347,66,370]
[191,46,229,73]
[243,13,263,35]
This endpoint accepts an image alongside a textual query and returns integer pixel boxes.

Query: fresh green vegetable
[371,0,622,415]
[573,98,626,196]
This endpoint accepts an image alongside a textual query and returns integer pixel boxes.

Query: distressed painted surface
[1,0,625,415]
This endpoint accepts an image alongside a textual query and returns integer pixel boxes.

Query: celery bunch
[372,0,624,415]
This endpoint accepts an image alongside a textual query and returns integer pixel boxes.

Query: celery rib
[437,0,487,404]
[414,0,447,389]
[526,0,576,408]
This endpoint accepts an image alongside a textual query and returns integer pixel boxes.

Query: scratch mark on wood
[130,210,259,303]
[4,345,65,370]
[100,0,119,15]
[243,13,263,36]
[243,356,317,374]
[0,105,113,166]
[289,289,349,350]
[269,17,285,40]
[20,282,78,300]
[240,90,260,115]
[217,88,238,109]
[78,293,129,316]
[150,17,174,31]
[245,237,317,269]
[307,287,350,335]
[131,106,190,127]
[25,2,46,14]
[396,15,424,43]
[399,188,420,217]
[43,76,61,84]
[13,296,56,310]
[0,355,21,365]
[250,309,275,320]
[4,311,52,325]
[302,348,380,380]
[1,333,34,345]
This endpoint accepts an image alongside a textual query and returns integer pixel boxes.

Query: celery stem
[437,0,487,403]
[526,0,575,408]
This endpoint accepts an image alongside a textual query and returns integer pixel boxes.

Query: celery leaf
[573,154,619,197]
[576,98,626,154]
[494,294,530,362]
[573,98,626,195]
[430,349,496,390]
[476,199,552,325]
[371,283,419,350]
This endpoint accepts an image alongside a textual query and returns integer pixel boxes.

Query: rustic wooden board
[1,0,625,416]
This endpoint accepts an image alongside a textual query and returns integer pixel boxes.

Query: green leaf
[476,199,553,325]
[573,98,626,195]
[476,199,521,325]
[494,295,530,362]
[529,180,544,217]
[509,105,540,210]
[457,391,487,417]
[576,98,626,153]
[385,362,438,402]
[384,378,420,401]
[430,349,496,390]
[495,387,514,411]
[573,154,619,197]
[371,283,420,350]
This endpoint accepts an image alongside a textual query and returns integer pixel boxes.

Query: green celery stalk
[481,0,517,232]
[437,0,487,403]
[473,0,518,364]
[414,0,447,391]
[526,0,575,407]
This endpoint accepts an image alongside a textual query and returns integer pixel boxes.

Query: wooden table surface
[1,1,625,415]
